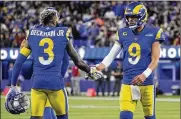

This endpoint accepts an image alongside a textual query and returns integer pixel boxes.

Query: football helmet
[124,2,148,29]
[5,91,30,114]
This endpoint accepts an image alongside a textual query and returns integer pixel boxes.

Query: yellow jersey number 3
[38,38,54,65]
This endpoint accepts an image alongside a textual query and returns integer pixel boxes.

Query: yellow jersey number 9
[128,43,141,65]
[38,38,54,65]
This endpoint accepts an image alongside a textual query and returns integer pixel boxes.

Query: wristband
[142,68,152,78]
[96,64,99,67]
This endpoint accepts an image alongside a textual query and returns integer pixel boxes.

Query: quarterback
[96,2,164,119]
[6,7,102,119]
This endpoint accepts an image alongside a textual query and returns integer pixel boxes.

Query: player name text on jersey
[30,29,64,37]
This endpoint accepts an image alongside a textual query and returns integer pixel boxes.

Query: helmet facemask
[125,15,140,29]
[5,93,30,114]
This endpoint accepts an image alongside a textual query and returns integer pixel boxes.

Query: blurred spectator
[96,76,105,96]
[76,21,88,40]
[64,67,72,96]
[88,22,100,46]
[173,31,180,46]
[112,1,126,18]
[71,65,81,95]
[112,61,123,96]
[95,25,107,47]
[102,67,112,96]
[104,7,116,19]
[7,63,14,86]
[1,1,180,48]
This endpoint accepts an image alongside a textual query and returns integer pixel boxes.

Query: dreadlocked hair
[40,7,58,25]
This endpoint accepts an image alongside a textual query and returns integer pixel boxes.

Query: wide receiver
[96,2,164,119]
[29,23,70,119]
[6,7,102,119]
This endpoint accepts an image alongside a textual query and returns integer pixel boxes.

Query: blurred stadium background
[0,1,180,119]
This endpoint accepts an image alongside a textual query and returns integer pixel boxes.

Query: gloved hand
[86,66,104,80]
[5,86,20,100]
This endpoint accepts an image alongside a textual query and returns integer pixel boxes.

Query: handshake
[86,65,104,80]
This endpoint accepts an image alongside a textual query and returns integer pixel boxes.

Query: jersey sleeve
[61,51,69,77]
[155,28,165,43]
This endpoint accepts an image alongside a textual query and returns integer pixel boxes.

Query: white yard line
[69,105,180,109]
[68,97,180,102]
[70,105,119,108]
[1,95,180,102]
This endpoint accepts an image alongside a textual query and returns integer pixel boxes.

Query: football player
[27,22,70,119]
[43,51,69,119]
[20,39,69,119]
[7,7,103,119]
[96,2,164,119]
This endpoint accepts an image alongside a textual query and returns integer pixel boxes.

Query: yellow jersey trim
[66,29,71,41]
[115,40,121,46]
[116,31,119,41]
[156,28,163,39]
[20,47,31,57]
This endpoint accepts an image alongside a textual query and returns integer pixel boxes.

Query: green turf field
[1,96,180,119]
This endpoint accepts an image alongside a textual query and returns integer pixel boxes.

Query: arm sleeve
[101,42,122,68]
[61,51,69,77]
[11,48,31,86]
[66,40,90,73]
[8,70,12,85]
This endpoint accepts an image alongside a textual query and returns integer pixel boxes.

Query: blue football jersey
[117,25,164,85]
[27,26,71,90]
